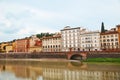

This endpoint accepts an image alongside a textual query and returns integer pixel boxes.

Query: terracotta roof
[100,31,119,35]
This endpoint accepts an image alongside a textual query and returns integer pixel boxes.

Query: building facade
[80,31,101,51]
[42,33,61,52]
[14,38,29,52]
[0,42,9,53]
[5,42,13,53]
[0,42,13,53]
[29,35,42,52]
[100,25,120,51]
[61,26,86,51]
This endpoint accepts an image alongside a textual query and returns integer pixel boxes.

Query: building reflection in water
[0,60,120,80]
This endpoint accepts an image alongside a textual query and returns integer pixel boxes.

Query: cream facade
[42,34,61,52]
[6,45,13,53]
[61,26,86,51]
[80,31,101,51]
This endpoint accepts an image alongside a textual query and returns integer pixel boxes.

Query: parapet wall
[0,52,67,59]
[0,51,120,59]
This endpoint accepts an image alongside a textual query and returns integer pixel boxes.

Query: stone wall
[0,52,67,59]
[0,51,120,59]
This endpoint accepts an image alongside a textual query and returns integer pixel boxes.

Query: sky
[0,0,120,42]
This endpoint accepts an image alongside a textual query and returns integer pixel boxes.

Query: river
[0,59,120,80]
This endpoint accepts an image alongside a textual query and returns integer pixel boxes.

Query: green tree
[36,33,54,38]
[101,22,105,33]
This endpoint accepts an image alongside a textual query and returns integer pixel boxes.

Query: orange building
[100,24,120,51]
[14,38,29,52]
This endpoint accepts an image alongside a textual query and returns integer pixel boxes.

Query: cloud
[0,0,120,42]
[0,2,65,42]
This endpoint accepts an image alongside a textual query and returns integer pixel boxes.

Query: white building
[42,33,61,52]
[61,26,86,51]
[80,31,101,51]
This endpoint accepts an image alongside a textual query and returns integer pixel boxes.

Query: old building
[14,38,29,52]
[0,43,1,52]
[100,23,120,51]
[29,35,42,52]
[42,33,61,52]
[12,40,16,52]
[5,43,13,53]
[0,42,13,53]
[0,42,9,53]
[61,26,86,51]
[80,31,101,51]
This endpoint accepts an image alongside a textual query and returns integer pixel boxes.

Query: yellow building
[0,42,14,53]
[12,40,16,52]
[6,45,13,53]
[0,42,8,53]
[0,43,2,52]
[29,46,42,53]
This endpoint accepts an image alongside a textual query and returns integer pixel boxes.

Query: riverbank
[84,58,120,63]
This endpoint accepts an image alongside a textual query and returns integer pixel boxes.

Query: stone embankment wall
[87,53,120,58]
[0,51,120,59]
[86,51,120,58]
[0,52,68,59]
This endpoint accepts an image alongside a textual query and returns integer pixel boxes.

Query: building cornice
[61,27,81,31]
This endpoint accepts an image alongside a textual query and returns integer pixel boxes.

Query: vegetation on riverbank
[84,58,120,62]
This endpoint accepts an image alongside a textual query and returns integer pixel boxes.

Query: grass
[84,58,120,62]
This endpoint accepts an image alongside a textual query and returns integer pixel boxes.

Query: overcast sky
[0,0,120,42]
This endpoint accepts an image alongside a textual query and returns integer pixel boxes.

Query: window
[112,43,114,45]
[107,39,110,42]
[111,39,114,41]
[115,42,118,45]
[95,44,97,47]
[115,38,118,41]
[111,35,113,37]
[103,40,106,42]
[115,34,118,37]
[104,43,106,46]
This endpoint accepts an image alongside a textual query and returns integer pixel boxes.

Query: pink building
[14,38,29,52]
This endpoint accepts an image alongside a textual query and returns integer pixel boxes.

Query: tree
[36,33,54,38]
[101,22,105,33]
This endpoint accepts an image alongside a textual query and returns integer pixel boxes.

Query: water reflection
[0,60,120,80]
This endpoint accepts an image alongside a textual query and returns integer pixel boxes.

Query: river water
[0,59,120,80]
